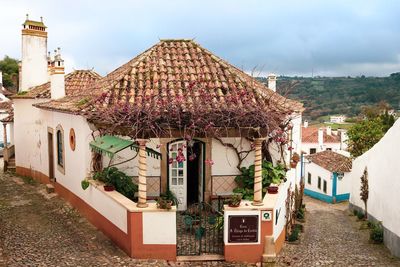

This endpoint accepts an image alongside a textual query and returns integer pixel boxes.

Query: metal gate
[177,202,224,256]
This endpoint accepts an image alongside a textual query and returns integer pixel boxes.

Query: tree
[360,167,369,219]
[0,56,19,90]
[347,118,385,157]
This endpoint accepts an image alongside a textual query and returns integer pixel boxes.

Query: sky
[1,0,400,77]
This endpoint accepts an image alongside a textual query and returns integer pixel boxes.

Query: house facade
[301,123,348,156]
[10,16,304,263]
[304,150,352,203]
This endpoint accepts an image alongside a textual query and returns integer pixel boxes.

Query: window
[56,125,65,174]
[323,180,327,193]
[307,172,312,184]
[318,176,321,189]
[310,148,316,154]
[326,148,332,151]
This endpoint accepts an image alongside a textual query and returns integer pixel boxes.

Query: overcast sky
[1,0,399,77]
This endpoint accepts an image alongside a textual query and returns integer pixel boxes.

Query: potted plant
[290,152,300,168]
[160,189,179,207]
[156,197,173,210]
[228,194,242,207]
[103,183,115,191]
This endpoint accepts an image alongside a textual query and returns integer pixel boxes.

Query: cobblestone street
[1,167,399,266]
[276,196,400,266]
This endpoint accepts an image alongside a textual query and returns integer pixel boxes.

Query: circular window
[69,128,76,151]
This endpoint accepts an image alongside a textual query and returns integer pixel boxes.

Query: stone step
[46,184,55,194]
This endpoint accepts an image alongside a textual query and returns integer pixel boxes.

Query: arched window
[56,125,65,173]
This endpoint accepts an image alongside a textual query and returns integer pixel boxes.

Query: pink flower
[168,158,174,164]
[189,154,197,161]
[205,159,214,165]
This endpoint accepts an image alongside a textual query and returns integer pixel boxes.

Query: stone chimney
[318,128,324,150]
[326,126,332,136]
[267,73,277,92]
[303,120,308,128]
[50,48,65,99]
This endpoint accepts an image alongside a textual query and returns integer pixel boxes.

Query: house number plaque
[228,215,259,243]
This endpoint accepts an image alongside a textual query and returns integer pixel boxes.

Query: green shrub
[288,227,300,242]
[357,211,365,220]
[296,207,305,220]
[353,209,358,216]
[370,223,384,244]
[94,167,138,200]
[234,161,286,200]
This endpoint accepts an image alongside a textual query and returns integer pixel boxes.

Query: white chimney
[339,129,348,150]
[303,120,308,128]
[326,126,332,136]
[267,73,277,92]
[318,128,324,150]
[50,48,65,99]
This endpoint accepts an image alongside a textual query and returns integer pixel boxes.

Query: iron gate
[177,202,224,256]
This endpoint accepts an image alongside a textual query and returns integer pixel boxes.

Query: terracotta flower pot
[290,161,298,168]
[103,185,115,191]
[267,186,279,194]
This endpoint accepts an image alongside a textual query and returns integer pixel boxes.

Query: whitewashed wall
[142,212,176,244]
[272,182,289,241]
[0,109,11,144]
[304,162,332,196]
[212,137,255,176]
[347,119,400,243]
[337,174,351,195]
[14,99,129,233]
[301,142,342,155]
[103,138,161,177]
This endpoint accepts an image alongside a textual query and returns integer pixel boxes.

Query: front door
[169,140,187,211]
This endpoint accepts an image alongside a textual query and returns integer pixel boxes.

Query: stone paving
[276,196,400,267]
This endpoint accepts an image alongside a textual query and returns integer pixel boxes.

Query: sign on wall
[261,210,272,221]
[228,215,259,243]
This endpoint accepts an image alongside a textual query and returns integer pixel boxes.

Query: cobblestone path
[0,169,253,267]
[276,196,400,267]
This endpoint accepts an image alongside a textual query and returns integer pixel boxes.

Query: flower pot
[267,186,279,194]
[228,201,241,208]
[103,185,115,191]
[290,161,298,168]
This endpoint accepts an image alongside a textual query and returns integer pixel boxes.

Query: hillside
[258,73,400,120]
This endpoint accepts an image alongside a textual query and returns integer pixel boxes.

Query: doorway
[168,139,205,211]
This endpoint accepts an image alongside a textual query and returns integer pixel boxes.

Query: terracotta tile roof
[0,101,12,111]
[11,70,101,99]
[302,126,341,143]
[35,40,303,116]
[306,150,352,173]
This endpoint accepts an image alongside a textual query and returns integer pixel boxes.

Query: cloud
[1,0,399,77]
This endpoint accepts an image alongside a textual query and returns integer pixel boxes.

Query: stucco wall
[337,173,351,195]
[211,138,255,176]
[346,118,400,256]
[304,162,332,196]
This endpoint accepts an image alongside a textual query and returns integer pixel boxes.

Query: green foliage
[369,222,384,244]
[233,161,286,200]
[353,209,359,216]
[160,189,179,207]
[288,225,301,242]
[0,56,19,89]
[81,179,90,190]
[296,206,305,220]
[357,211,365,220]
[347,118,385,157]
[93,167,138,200]
[228,194,242,206]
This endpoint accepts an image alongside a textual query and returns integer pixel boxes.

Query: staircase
[3,145,15,172]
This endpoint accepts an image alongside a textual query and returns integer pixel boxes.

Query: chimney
[50,48,65,99]
[303,120,308,128]
[318,128,324,150]
[326,126,332,136]
[267,73,277,92]
[339,129,348,150]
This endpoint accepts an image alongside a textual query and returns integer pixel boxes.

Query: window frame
[318,176,321,189]
[307,172,312,185]
[323,180,327,193]
[56,125,65,174]
[310,148,317,154]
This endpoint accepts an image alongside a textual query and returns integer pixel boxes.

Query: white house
[330,115,346,123]
[0,71,13,146]
[10,16,304,263]
[301,123,348,156]
[346,118,400,258]
[304,150,352,203]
